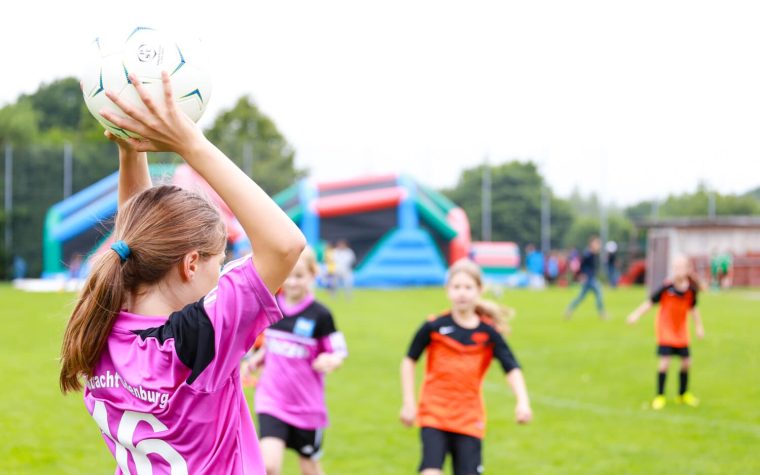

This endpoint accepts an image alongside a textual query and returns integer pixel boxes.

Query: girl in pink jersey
[242,247,347,475]
[59,71,305,475]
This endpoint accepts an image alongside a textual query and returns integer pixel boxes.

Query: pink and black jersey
[254,295,347,430]
[83,256,281,475]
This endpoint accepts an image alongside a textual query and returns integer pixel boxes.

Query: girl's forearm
[118,149,151,209]
[400,358,417,406]
[692,309,704,326]
[507,369,531,406]
[628,301,652,322]
[181,138,305,292]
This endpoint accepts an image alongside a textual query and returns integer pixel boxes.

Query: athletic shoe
[651,395,666,410]
[676,392,700,407]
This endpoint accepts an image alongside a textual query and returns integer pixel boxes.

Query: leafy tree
[20,78,83,132]
[0,101,39,144]
[443,161,574,248]
[1,80,302,278]
[625,184,760,220]
[563,214,635,251]
[204,97,305,195]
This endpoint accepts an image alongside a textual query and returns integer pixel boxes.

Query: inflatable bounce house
[43,171,472,287]
[272,174,471,286]
[469,241,521,284]
[42,164,249,278]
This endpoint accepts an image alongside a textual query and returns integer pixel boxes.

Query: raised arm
[506,368,532,424]
[102,72,305,293]
[178,138,304,293]
[626,300,653,324]
[107,131,152,209]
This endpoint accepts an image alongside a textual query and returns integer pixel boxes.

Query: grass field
[1,283,758,474]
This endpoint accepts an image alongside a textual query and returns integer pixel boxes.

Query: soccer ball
[81,26,212,138]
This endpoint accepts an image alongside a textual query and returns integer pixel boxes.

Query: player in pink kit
[58,71,305,474]
[242,247,347,475]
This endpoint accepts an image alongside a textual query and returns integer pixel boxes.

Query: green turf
[1,284,758,474]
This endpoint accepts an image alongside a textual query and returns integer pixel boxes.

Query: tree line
[0,78,305,278]
[1,77,759,278]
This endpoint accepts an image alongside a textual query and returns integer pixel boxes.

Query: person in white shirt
[332,239,356,299]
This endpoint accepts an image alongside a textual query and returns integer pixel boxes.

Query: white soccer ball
[81,26,212,138]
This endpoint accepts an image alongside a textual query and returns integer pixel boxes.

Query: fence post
[4,143,12,264]
[63,142,73,198]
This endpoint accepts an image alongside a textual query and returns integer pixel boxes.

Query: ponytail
[59,185,227,393]
[475,299,516,335]
[59,251,127,393]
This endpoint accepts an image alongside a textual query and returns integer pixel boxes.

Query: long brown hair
[59,185,226,393]
[447,259,515,334]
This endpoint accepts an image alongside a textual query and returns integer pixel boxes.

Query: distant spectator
[564,236,608,320]
[711,250,733,289]
[68,254,83,279]
[323,241,337,294]
[525,244,545,289]
[333,239,356,299]
[568,248,581,282]
[12,256,26,280]
[546,252,560,284]
[605,241,618,288]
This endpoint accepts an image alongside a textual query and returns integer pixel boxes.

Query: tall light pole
[708,189,716,219]
[481,157,492,241]
[63,143,73,198]
[243,142,253,178]
[4,144,12,261]
[541,183,551,254]
[599,149,609,265]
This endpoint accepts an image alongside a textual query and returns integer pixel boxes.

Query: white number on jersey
[92,401,188,474]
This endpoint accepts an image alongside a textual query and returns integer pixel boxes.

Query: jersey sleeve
[316,309,348,357]
[650,284,668,303]
[194,255,282,391]
[690,286,699,308]
[406,321,433,361]
[490,328,520,373]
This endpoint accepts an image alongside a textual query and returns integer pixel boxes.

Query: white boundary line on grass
[532,394,760,438]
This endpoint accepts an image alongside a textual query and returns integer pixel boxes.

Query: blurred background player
[626,255,705,410]
[58,72,305,473]
[524,243,546,289]
[243,246,348,475]
[605,240,618,288]
[564,236,608,320]
[332,239,356,299]
[399,259,532,475]
[323,241,337,295]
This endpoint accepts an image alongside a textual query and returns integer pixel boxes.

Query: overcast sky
[3,0,760,205]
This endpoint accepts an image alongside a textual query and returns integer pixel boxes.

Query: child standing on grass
[243,247,347,475]
[627,256,705,410]
[59,72,305,474]
[400,259,532,475]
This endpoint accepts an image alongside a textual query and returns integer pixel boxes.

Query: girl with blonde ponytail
[59,71,305,474]
[399,259,532,475]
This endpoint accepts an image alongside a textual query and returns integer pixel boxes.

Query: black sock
[657,371,666,395]
[679,371,688,395]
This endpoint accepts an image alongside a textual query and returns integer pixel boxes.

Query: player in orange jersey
[627,255,705,410]
[399,259,532,475]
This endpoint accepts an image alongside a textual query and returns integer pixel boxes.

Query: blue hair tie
[110,240,131,263]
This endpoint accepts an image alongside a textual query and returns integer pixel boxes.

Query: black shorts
[420,427,484,475]
[258,413,324,459]
[657,345,690,357]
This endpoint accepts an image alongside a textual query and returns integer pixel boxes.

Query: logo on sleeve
[471,332,490,344]
[293,317,316,338]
